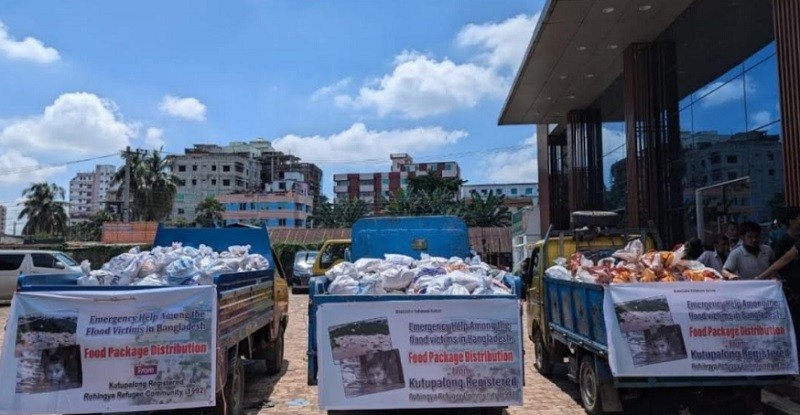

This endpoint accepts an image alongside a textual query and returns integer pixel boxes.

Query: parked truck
[11,225,288,415]
[525,214,796,414]
[307,216,525,414]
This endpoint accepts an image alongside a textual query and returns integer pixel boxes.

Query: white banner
[603,281,798,377]
[316,299,523,410]
[0,286,217,414]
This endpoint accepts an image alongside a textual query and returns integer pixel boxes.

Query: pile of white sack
[77,243,270,287]
[324,253,513,296]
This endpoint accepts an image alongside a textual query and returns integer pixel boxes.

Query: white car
[0,250,83,304]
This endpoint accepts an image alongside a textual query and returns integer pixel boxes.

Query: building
[218,175,313,228]
[68,164,117,224]
[511,205,542,273]
[461,183,539,204]
[499,0,799,247]
[0,204,6,235]
[169,145,262,221]
[333,153,460,206]
[258,148,322,211]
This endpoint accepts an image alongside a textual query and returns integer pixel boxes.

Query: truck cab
[312,239,351,276]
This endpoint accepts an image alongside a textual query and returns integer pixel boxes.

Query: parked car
[0,250,82,304]
[291,250,318,293]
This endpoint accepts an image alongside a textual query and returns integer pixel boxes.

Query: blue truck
[307,216,525,414]
[15,225,289,415]
[526,224,794,414]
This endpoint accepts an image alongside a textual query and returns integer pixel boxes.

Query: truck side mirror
[344,248,351,262]
[55,261,66,269]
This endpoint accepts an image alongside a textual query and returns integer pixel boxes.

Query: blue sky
[0,0,548,233]
[0,1,783,234]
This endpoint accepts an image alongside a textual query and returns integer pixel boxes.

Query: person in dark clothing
[684,238,704,261]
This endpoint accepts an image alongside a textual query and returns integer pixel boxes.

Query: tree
[195,196,224,227]
[310,196,370,228]
[463,191,511,227]
[112,148,180,221]
[407,175,465,194]
[18,182,68,236]
[68,210,115,241]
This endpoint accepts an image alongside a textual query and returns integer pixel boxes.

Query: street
[0,297,763,415]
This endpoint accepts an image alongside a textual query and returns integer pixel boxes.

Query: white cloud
[0,92,133,156]
[750,110,773,128]
[0,150,66,186]
[456,13,540,71]
[336,51,507,119]
[159,95,207,121]
[311,78,351,101]
[696,77,755,108]
[0,20,60,63]
[145,127,165,149]
[479,134,538,183]
[272,122,467,164]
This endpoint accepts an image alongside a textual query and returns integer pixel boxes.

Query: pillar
[537,124,570,233]
[774,0,800,206]
[567,109,604,212]
[623,42,683,245]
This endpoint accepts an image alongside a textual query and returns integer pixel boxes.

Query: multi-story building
[258,148,322,210]
[219,174,313,228]
[169,145,262,221]
[68,164,117,224]
[0,204,6,235]
[460,183,539,204]
[333,153,460,207]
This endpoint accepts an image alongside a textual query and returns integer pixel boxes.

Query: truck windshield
[319,243,347,268]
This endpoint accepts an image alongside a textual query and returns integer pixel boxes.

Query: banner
[0,286,216,414]
[603,281,798,377]
[316,299,523,410]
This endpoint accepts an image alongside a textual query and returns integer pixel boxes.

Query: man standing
[697,234,729,273]
[721,221,774,280]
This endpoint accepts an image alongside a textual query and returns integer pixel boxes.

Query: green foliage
[112,148,179,222]
[195,196,223,227]
[19,182,68,236]
[67,210,116,242]
[463,190,511,227]
[310,196,370,228]
[407,175,465,194]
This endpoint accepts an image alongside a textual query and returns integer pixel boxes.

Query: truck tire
[265,328,285,375]
[533,330,553,376]
[579,355,604,415]
[211,357,244,415]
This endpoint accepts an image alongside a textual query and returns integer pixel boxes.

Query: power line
[0,153,118,176]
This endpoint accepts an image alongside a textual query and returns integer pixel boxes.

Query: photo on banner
[613,295,688,367]
[15,312,83,394]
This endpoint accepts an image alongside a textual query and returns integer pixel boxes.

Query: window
[211,179,217,185]
[511,188,518,195]
[223,179,231,186]
[400,178,407,185]
[769,169,776,176]
[361,180,374,186]
[525,188,533,195]
[177,208,185,214]
[191,179,197,186]
[178,165,186,172]
[239,203,247,210]
[481,189,488,195]
[192,165,198,171]
[727,172,737,180]
[223,165,231,172]
[496,188,503,195]
[382,179,389,186]
[278,219,287,227]
[727,155,738,164]
[444,163,453,171]
[0,254,25,270]
[32,254,59,268]
[212,165,217,171]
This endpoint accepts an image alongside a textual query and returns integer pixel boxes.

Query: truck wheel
[533,330,553,376]
[211,357,244,415]
[265,328,285,375]
[579,355,604,415]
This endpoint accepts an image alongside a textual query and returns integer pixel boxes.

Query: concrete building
[461,183,539,204]
[219,176,313,228]
[511,205,542,273]
[170,145,262,221]
[0,204,6,235]
[68,164,117,224]
[333,153,460,207]
[500,0,800,247]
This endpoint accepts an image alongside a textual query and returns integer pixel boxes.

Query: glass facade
[677,42,783,241]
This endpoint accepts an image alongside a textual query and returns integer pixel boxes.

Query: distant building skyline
[68,164,117,224]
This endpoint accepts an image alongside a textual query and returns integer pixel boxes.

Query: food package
[328,275,358,295]
[444,284,470,295]
[77,275,100,286]
[353,258,383,272]
[380,266,414,291]
[357,274,386,295]
[325,262,359,281]
[546,265,572,280]
[575,269,598,283]
[384,254,415,266]
[165,257,200,286]
[448,270,484,293]
[613,240,644,263]
[133,273,167,286]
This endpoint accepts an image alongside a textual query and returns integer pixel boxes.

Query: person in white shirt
[722,221,774,280]
[696,234,729,273]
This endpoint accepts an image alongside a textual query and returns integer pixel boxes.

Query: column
[623,42,683,245]
[536,125,570,233]
[567,109,604,212]
[774,0,800,205]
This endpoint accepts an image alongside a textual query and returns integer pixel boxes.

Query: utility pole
[123,146,131,223]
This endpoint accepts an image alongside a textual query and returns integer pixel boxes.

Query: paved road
[0,296,761,415]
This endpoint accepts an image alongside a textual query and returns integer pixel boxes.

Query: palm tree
[112,148,179,221]
[195,196,224,227]
[18,182,68,236]
[310,196,370,228]
[464,191,511,227]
